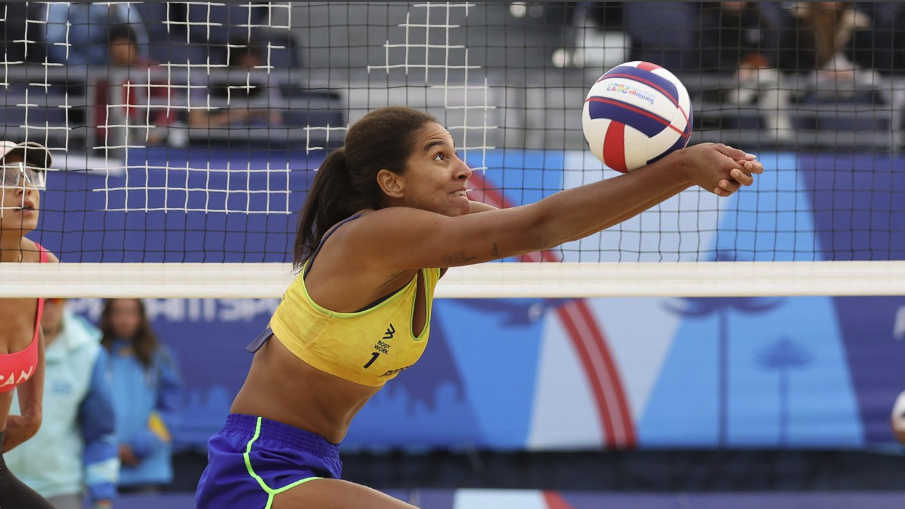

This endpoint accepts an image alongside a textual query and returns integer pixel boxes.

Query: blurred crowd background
[1,2,904,157]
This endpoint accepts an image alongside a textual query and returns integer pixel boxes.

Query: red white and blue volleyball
[582,61,692,173]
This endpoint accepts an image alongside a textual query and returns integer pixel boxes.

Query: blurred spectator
[107,24,144,68]
[100,299,182,494]
[698,2,788,75]
[861,2,905,75]
[188,39,282,130]
[229,42,266,70]
[703,3,796,133]
[43,3,148,65]
[539,2,627,68]
[782,2,879,82]
[95,25,176,148]
[892,390,905,445]
[708,3,884,132]
[6,298,118,509]
[624,2,699,72]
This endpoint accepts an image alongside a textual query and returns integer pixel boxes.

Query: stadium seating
[0,78,88,147]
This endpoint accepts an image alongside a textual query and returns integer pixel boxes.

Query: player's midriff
[230,335,381,444]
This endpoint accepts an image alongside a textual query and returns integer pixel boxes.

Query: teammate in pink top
[0,140,59,508]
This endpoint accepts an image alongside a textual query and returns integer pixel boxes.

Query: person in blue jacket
[6,297,119,509]
[99,298,182,493]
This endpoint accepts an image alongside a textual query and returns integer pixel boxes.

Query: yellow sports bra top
[269,215,441,387]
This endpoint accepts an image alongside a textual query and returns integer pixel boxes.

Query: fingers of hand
[714,143,751,161]
[735,159,764,175]
[727,155,763,183]
[729,168,754,186]
[717,179,741,195]
[744,159,764,174]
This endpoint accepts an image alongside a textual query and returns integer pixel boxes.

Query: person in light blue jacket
[99,298,182,492]
[43,3,148,65]
[7,298,119,509]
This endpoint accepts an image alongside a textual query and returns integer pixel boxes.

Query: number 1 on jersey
[363,352,380,369]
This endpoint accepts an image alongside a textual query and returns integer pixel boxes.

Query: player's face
[109,298,143,339]
[0,153,41,234]
[40,298,66,341]
[400,123,472,217]
[109,38,138,66]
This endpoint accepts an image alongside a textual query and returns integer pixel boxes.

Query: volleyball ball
[582,61,692,173]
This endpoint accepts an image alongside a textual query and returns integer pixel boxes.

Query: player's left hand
[714,150,764,197]
[119,443,140,466]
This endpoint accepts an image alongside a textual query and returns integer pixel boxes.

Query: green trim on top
[410,268,436,342]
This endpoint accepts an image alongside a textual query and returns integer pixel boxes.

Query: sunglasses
[0,162,47,190]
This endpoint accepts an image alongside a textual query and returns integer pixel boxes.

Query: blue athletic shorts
[195,413,343,509]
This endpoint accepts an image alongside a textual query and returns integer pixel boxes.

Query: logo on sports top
[0,366,34,389]
[383,324,396,340]
[380,364,413,378]
[605,82,656,105]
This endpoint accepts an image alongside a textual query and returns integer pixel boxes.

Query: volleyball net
[1,2,904,298]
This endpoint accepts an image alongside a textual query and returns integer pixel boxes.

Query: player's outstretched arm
[466,201,498,214]
[561,143,761,243]
[358,143,762,270]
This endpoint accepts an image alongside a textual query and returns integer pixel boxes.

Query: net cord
[2,261,904,298]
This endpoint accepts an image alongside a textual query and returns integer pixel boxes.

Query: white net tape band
[3,261,905,299]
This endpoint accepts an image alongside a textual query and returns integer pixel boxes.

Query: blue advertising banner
[66,292,905,452]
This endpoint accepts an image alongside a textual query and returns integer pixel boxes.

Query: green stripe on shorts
[243,416,323,509]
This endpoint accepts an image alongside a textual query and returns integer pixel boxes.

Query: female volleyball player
[0,140,58,508]
[195,107,763,509]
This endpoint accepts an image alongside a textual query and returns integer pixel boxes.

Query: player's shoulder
[362,206,446,224]
[21,237,59,263]
[353,207,451,242]
[332,208,445,264]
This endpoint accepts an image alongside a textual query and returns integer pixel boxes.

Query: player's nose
[454,156,472,180]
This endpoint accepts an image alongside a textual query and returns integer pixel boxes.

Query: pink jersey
[0,242,47,392]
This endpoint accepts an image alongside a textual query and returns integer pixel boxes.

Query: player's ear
[377,169,405,199]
